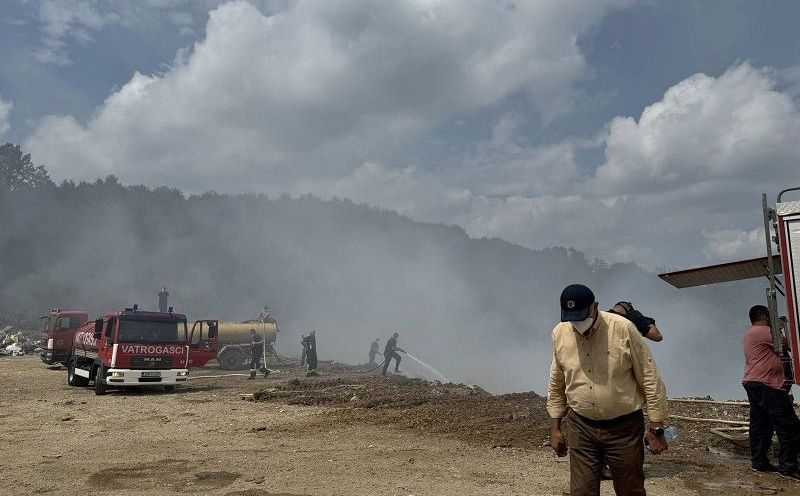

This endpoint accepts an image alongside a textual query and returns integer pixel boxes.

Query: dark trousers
[306,349,317,370]
[565,410,645,496]
[250,350,263,371]
[744,382,800,472]
[382,351,401,375]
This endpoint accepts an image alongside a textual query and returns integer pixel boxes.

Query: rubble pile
[254,375,551,450]
[0,326,42,356]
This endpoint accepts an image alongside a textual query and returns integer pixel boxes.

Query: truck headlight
[111,371,125,378]
[177,371,189,377]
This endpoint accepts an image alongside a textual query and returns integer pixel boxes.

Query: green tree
[0,142,51,191]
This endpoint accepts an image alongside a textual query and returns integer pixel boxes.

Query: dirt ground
[0,356,798,495]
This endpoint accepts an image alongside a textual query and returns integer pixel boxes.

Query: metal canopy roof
[658,255,783,289]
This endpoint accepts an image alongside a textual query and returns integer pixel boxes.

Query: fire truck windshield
[118,319,187,344]
[57,316,83,330]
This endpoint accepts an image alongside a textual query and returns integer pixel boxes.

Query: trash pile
[0,326,42,356]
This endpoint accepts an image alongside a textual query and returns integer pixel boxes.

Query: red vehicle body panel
[187,320,220,368]
[777,212,800,384]
[40,310,89,365]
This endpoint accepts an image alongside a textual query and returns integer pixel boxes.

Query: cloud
[596,63,800,195]
[26,2,800,269]
[484,64,800,267]
[701,228,764,260]
[27,0,632,189]
[33,0,118,65]
[30,0,230,65]
[309,63,800,268]
[0,95,11,136]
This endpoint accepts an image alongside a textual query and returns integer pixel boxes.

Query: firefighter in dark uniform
[302,331,318,376]
[158,287,169,313]
[382,332,404,376]
[368,338,382,366]
[300,332,308,366]
[248,328,270,379]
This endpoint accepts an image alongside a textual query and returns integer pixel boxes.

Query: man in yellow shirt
[548,284,669,496]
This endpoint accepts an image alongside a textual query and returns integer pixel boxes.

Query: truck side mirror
[93,319,103,339]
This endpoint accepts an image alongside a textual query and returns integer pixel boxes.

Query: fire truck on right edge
[659,187,800,387]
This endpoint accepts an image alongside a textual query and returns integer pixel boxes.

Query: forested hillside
[0,143,761,397]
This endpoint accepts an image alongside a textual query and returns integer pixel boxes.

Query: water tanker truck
[188,319,278,370]
[67,306,191,395]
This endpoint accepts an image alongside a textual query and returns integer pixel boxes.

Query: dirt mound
[251,372,800,459]
[254,375,550,449]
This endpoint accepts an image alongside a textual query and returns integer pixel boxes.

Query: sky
[1,0,800,270]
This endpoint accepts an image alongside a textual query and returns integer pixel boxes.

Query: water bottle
[663,425,678,442]
[645,425,678,452]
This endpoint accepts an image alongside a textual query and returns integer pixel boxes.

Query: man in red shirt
[743,305,800,480]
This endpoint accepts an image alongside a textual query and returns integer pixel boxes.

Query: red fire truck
[659,187,800,386]
[67,306,193,395]
[40,309,89,365]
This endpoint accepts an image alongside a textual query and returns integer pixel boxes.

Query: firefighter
[158,287,169,313]
[299,332,308,366]
[368,338,382,366]
[382,332,404,376]
[257,305,276,324]
[302,331,318,376]
[248,328,269,379]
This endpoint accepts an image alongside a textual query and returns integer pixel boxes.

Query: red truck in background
[67,306,192,395]
[40,309,89,365]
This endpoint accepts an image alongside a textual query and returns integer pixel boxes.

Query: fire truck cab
[67,306,191,395]
[40,309,89,365]
[187,319,220,367]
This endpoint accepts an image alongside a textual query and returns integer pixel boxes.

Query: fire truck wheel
[67,359,89,387]
[94,366,107,396]
[163,385,176,393]
[218,347,244,370]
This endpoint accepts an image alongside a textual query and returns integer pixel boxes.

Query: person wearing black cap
[548,284,669,496]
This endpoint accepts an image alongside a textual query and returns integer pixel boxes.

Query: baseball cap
[560,284,595,322]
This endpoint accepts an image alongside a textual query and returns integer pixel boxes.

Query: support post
[762,194,782,354]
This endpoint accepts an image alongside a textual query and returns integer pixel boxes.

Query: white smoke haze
[0,96,11,136]
[4,0,798,400]
[0,183,769,400]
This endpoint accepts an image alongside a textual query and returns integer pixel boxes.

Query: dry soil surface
[0,356,797,495]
